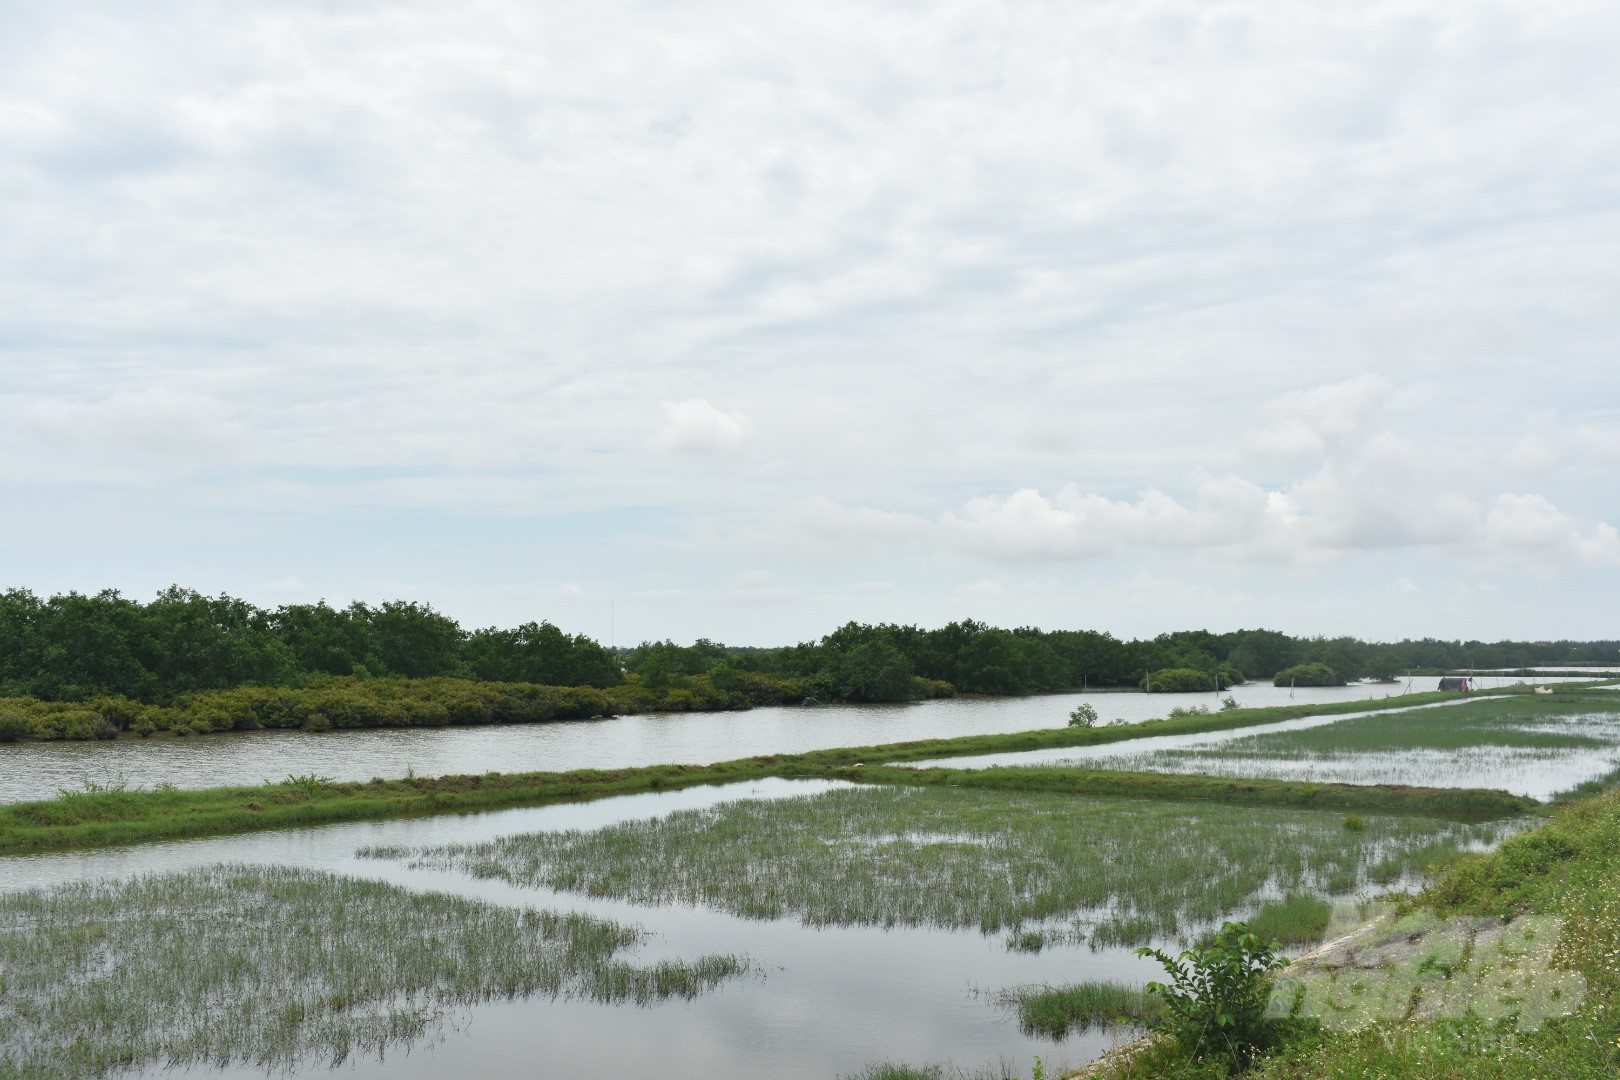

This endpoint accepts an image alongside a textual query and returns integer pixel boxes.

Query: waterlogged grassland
[0,691,1540,855]
[366,787,1510,950]
[0,864,747,1080]
[1067,698,1620,801]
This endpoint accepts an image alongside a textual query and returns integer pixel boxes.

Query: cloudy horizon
[3,1,1618,646]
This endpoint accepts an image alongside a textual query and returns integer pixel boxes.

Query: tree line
[3,586,1616,707]
[624,621,1620,702]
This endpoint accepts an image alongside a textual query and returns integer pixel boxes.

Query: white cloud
[760,496,931,557]
[1475,493,1620,569]
[942,476,1294,562]
[1243,374,1393,461]
[655,399,755,454]
[19,388,244,458]
[812,379,1620,574]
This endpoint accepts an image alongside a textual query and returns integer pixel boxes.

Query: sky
[2,0,1618,647]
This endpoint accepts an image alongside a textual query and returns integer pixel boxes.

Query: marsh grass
[1236,895,1332,946]
[0,865,747,1080]
[367,787,1507,949]
[995,981,1159,1038]
[1070,700,1620,800]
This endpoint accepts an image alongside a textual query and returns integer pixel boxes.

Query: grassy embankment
[1,690,1569,855]
[363,786,1498,950]
[1102,780,1620,1079]
[0,864,748,1080]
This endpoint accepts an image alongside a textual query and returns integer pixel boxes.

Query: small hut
[1437,676,1472,693]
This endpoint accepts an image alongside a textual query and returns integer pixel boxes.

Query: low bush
[1145,668,1230,693]
[1271,663,1341,688]
[1138,922,1291,1072]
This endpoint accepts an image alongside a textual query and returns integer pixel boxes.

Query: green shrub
[1271,662,1341,687]
[1068,703,1099,727]
[1137,921,1291,1072]
[0,709,33,742]
[1144,668,1229,692]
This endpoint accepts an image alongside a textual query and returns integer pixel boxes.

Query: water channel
[0,675,1581,805]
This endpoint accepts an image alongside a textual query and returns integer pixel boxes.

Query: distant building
[1437,676,1472,693]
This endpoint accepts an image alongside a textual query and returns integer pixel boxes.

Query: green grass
[996,981,1160,1038]
[1242,895,1333,946]
[0,864,748,1080]
[365,786,1510,950]
[858,765,1537,818]
[0,691,1557,856]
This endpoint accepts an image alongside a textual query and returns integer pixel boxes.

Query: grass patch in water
[1239,895,1333,946]
[997,981,1159,1038]
[0,864,747,1080]
[367,786,1508,949]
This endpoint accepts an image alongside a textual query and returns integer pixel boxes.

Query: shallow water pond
[917,700,1620,801]
[0,778,1507,1080]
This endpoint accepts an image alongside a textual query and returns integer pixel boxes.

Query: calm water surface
[0,676,1572,804]
[2,778,1154,1079]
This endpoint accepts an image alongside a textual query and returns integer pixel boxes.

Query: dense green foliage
[0,586,617,702]
[1271,663,1342,688]
[1147,667,1236,692]
[4,586,1616,710]
[0,675,760,741]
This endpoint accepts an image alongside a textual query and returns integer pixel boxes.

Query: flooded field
[0,676,1577,804]
[912,697,1620,801]
[0,778,1509,1080]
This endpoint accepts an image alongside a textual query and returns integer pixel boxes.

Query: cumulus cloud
[1243,374,1393,461]
[943,480,1290,561]
[655,399,754,454]
[811,377,1620,574]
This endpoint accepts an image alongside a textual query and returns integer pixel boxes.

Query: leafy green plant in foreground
[1137,922,1292,1072]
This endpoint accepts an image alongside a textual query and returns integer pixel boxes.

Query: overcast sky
[3,0,1618,646]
